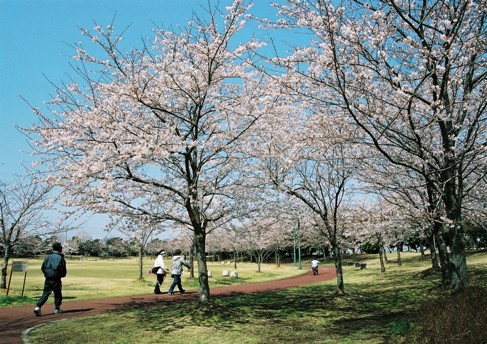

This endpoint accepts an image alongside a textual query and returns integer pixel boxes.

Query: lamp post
[292,219,302,269]
[293,228,297,267]
[297,218,302,270]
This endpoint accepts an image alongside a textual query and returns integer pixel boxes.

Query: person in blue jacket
[34,242,67,316]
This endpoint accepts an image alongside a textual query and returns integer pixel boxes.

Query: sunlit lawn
[23,250,487,343]
[1,257,306,306]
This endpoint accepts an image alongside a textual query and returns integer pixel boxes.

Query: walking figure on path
[34,242,67,316]
[167,249,191,295]
[153,250,167,294]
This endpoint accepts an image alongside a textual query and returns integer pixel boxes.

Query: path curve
[0,267,336,344]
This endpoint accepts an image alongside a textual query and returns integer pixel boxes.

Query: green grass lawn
[1,257,305,306]
[9,251,487,343]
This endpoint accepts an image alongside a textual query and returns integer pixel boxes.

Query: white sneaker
[54,308,63,314]
[34,307,42,316]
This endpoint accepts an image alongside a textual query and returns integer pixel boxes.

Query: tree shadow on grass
[63,296,77,300]
[130,282,422,341]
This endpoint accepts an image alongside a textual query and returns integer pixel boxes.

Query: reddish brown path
[0,267,335,344]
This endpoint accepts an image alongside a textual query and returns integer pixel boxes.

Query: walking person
[153,250,167,294]
[167,249,191,295]
[34,242,67,316]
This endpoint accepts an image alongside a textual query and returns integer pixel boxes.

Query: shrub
[410,286,487,343]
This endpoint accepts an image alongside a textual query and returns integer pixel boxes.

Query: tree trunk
[333,245,345,295]
[396,244,402,266]
[189,245,195,279]
[428,233,440,270]
[256,252,262,272]
[193,229,210,302]
[436,230,451,287]
[449,224,469,294]
[1,249,11,289]
[138,245,144,279]
[379,245,386,273]
[442,143,469,294]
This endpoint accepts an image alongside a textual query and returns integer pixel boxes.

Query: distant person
[311,259,319,275]
[153,250,167,294]
[167,249,191,295]
[34,242,67,316]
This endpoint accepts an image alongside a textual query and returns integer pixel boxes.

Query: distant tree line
[0,235,163,259]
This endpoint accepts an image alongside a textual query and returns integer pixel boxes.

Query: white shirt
[154,254,166,274]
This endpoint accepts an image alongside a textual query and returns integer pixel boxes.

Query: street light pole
[297,218,302,269]
[293,227,296,267]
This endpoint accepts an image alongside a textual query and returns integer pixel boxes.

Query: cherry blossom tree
[207,226,241,267]
[353,201,407,272]
[248,93,361,294]
[237,208,292,272]
[357,155,452,283]
[270,0,486,294]
[26,1,273,302]
[350,203,389,273]
[0,177,52,288]
[463,178,487,246]
[14,235,45,257]
[146,238,170,257]
[298,217,330,260]
[110,216,161,278]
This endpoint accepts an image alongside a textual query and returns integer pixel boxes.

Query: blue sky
[1,0,252,180]
[0,0,282,238]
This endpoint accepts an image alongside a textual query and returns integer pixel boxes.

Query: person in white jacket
[153,250,166,294]
[167,249,191,295]
[311,259,319,275]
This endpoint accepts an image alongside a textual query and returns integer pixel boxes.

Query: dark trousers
[168,274,184,293]
[154,273,165,294]
[37,279,62,309]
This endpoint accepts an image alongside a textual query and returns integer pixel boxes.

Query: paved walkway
[0,267,336,344]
